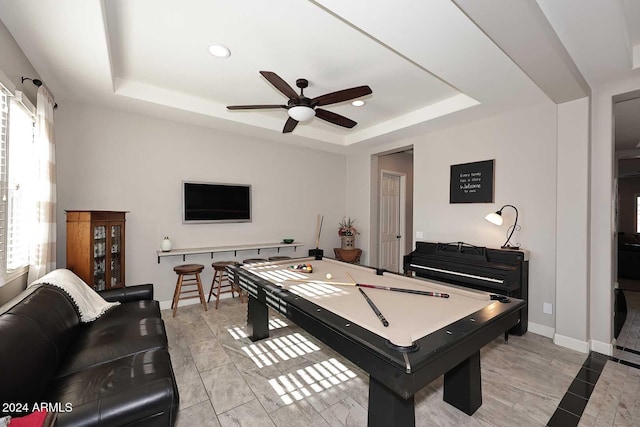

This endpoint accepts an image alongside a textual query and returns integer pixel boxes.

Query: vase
[161,237,172,252]
[340,235,355,250]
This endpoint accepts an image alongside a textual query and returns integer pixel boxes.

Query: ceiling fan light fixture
[288,106,315,122]
[352,100,365,107]
[207,43,231,58]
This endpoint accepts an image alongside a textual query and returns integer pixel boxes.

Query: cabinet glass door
[93,225,107,291]
[110,224,122,287]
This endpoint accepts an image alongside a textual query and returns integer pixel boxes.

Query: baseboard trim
[590,339,614,356]
[554,333,590,353]
[527,321,554,338]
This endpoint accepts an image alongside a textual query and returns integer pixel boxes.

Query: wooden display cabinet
[65,210,127,291]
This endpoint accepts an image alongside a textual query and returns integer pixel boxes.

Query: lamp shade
[485,211,503,226]
[288,106,315,122]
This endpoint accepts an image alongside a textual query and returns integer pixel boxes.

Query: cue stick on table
[345,271,356,284]
[358,287,389,327]
[357,283,449,298]
[285,278,449,298]
[344,270,448,297]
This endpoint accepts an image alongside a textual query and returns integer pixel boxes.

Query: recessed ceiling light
[352,100,365,107]
[208,43,231,58]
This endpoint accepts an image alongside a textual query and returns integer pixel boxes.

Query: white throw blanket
[31,269,120,322]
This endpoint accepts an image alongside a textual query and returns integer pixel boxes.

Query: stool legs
[171,274,183,317]
[234,281,247,304]
[208,268,237,309]
[172,271,207,317]
[195,271,207,311]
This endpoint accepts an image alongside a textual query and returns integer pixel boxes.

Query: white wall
[0,20,39,104]
[347,102,559,330]
[55,103,347,303]
[555,97,590,352]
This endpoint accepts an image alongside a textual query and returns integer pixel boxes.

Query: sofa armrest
[98,284,154,303]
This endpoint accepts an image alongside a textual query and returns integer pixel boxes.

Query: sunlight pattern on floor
[268,358,357,405]
[241,332,321,368]
[227,317,289,340]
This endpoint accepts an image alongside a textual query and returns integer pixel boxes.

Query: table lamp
[485,204,520,249]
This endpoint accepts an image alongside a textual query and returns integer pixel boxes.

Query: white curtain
[27,85,57,282]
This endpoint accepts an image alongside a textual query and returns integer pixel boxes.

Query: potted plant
[338,217,359,249]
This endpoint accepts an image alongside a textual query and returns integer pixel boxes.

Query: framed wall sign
[450,159,494,203]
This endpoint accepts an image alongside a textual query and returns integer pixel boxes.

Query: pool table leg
[443,350,482,415]
[247,294,269,341]
[368,376,415,427]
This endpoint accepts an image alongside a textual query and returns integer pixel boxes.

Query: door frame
[379,169,406,272]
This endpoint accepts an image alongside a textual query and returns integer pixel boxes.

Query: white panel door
[380,172,401,272]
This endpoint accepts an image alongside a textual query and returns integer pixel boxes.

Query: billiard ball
[326,273,333,280]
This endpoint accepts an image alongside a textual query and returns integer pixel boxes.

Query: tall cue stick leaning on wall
[315,214,323,250]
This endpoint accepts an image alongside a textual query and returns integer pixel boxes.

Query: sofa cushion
[43,349,179,427]
[0,286,80,410]
[96,298,161,324]
[56,314,168,377]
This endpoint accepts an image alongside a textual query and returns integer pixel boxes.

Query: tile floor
[162,290,640,427]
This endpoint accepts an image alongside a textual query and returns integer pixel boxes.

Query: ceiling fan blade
[312,86,372,107]
[283,117,298,133]
[227,104,287,110]
[260,71,299,99]
[315,108,357,128]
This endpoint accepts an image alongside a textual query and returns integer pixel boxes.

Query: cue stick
[357,283,449,298]
[314,214,323,249]
[358,287,389,327]
[345,271,356,284]
[285,278,449,297]
[344,269,447,297]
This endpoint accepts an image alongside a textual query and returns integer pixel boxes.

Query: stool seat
[171,264,207,317]
[268,256,291,261]
[212,261,239,269]
[174,264,205,274]
[243,258,267,264]
[209,261,243,308]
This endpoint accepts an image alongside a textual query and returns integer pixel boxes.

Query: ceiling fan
[227,71,372,134]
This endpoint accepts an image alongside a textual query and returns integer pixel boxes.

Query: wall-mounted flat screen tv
[183,181,252,223]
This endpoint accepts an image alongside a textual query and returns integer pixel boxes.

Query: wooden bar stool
[243,258,267,264]
[208,261,242,308]
[171,264,207,317]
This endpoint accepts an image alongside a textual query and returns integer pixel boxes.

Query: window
[7,97,35,270]
[0,81,35,284]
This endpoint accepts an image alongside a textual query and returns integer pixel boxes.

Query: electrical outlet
[416,231,424,239]
[543,302,553,315]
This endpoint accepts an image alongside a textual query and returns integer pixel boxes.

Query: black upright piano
[404,241,529,335]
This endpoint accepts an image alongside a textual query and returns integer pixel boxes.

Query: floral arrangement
[338,217,359,236]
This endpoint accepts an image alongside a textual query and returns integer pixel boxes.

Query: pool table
[228,257,525,427]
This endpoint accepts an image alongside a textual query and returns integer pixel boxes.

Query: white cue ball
[325,273,333,280]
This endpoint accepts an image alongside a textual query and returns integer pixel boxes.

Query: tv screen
[183,181,251,223]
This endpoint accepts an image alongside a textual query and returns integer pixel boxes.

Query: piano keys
[404,241,529,335]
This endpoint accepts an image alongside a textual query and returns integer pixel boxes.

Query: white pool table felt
[243,258,494,347]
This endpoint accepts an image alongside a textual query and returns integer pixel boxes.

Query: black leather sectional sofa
[0,282,179,426]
